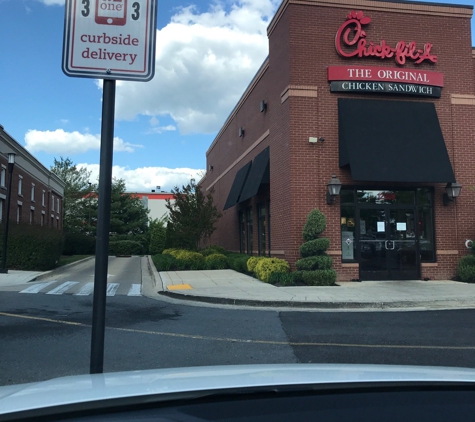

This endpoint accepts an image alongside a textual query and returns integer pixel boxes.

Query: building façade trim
[451,94,475,106]
[281,85,318,103]
[268,0,473,37]
[205,130,270,191]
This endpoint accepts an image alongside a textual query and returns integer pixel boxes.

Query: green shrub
[458,254,475,269]
[178,251,205,269]
[268,272,295,285]
[299,238,331,258]
[295,255,332,271]
[227,254,250,273]
[205,253,229,270]
[200,245,228,256]
[109,240,144,255]
[302,209,327,241]
[162,248,187,258]
[247,256,267,273]
[152,253,178,271]
[63,232,95,255]
[458,265,475,283]
[294,269,337,286]
[0,224,64,271]
[254,258,290,283]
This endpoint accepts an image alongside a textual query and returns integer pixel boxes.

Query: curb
[32,256,95,282]
[145,255,164,292]
[158,290,475,310]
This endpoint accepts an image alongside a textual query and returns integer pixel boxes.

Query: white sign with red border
[62,0,157,81]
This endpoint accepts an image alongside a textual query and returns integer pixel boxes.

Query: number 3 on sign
[80,1,141,25]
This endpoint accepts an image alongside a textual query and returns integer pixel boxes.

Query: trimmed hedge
[205,253,229,270]
[227,254,250,273]
[109,240,143,255]
[299,238,331,258]
[302,209,327,241]
[458,265,475,283]
[268,272,295,286]
[152,253,178,271]
[63,232,95,255]
[293,269,337,286]
[295,255,332,271]
[0,224,63,271]
[254,258,290,283]
[201,245,228,256]
[247,256,267,273]
[458,255,475,269]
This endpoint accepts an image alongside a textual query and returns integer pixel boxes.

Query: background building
[0,125,65,229]
[201,0,475,281]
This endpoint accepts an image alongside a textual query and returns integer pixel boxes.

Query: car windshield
[1,0,475,395]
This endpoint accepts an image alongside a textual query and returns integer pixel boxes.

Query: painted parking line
[127,284,142,296]
[75,282,94,296]
[106,283,120,296]
[20,281,57,294]
[46,281,79,295]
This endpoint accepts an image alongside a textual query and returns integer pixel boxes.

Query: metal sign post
[62,0,157,374]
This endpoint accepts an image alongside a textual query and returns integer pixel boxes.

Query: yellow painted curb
[167,284,193,291]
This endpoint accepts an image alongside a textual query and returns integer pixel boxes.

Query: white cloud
[24,129,142,154]
[112,0,279,134]
[36,0,64,5]
[79,163,203,192]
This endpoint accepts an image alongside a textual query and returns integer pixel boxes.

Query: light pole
[0,153,16,273]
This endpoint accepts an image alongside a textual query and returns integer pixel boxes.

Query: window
[31,184,35,202]
[52,195,55,211]
[42,190,45,207]
[239,211,246,254]
[30,209,34,225]
[57,198,60,214]
[246,207,253,255]
[258,204,268,256]
[0,199,3,222]
[0,166,5,188]
[17,205,22,223]
[41,212,45,226]
[18,176,23,196]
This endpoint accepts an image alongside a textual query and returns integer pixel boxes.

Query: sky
[0,0,474,193]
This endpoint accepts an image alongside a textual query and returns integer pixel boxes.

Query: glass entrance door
[359,207,420,280]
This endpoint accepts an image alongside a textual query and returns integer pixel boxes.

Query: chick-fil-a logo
[335,11,438,66]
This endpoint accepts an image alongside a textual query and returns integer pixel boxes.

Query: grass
[57,255,92,267]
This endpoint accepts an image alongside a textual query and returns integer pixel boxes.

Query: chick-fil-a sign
[335,11,438,66]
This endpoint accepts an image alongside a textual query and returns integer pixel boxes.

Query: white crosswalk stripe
[46,281,79,295]
[75,282,94,296]
[17,281,142,296]
[20,281,57,294]
[127,284,142,296]
[106,283,120,296]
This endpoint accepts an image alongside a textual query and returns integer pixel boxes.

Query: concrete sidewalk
[156,269,475,310]
[3,257,475,310]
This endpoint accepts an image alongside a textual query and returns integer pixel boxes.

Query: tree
[165,179,222,250]
[86,178,149,236]
[50,157,95,233]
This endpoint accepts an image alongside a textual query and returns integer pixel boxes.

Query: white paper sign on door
[377,221,385,232]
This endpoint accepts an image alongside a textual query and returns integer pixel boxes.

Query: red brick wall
[0,157,63,229]
[204,0,475,281]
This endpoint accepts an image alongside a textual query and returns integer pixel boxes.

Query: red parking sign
[62,0,157,81]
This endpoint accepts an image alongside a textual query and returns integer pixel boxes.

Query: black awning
[239,147,270,203]
[223,161,252,210]
[338,99,455,183]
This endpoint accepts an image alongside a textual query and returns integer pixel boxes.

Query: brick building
[201,0,475,281]
[0,125,65,229]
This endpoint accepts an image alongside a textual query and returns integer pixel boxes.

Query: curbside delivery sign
[62,0,157,81]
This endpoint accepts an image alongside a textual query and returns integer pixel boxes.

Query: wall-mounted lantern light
[326,174,342,205]
[260,101,267,112]
[239,127,245,137]
[443,181,462,206]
